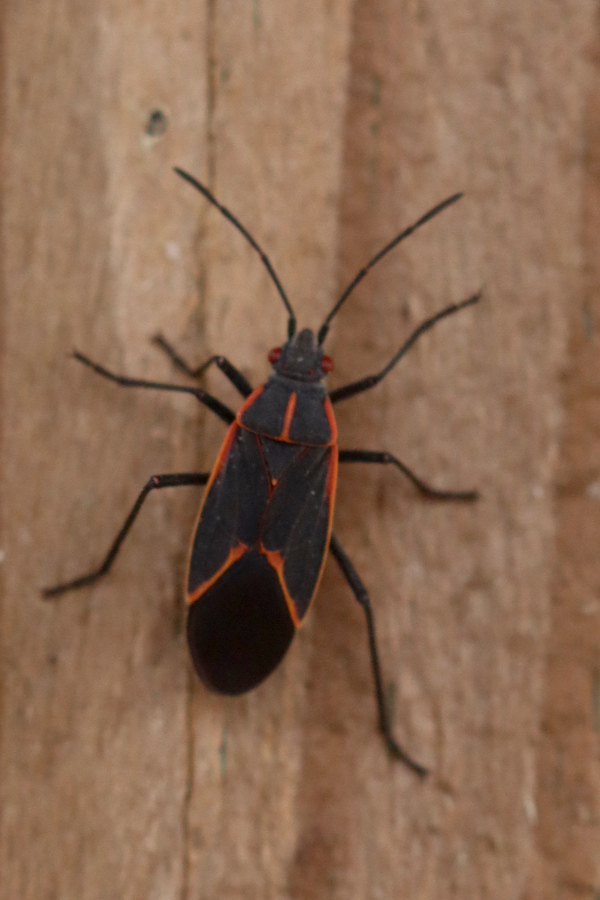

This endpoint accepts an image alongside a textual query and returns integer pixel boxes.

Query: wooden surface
[2,2,599,898]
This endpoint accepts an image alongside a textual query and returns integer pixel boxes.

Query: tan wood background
[2,1,600,897]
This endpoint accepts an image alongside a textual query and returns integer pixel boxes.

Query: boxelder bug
[44,167,480,775]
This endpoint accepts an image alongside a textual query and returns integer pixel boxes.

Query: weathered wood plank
[2,1,599,898]
[2,2,209,898]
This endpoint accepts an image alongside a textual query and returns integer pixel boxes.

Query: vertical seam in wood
[0,0,5,826]
[180,4,219,897]
[207,0,218,188]
[181,664,194,900]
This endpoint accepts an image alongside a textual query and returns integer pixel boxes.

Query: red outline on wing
[262,548,301,627]
[185,421,242,603]
[186,384,340,617]
[187,541,249,605]
[262,446,338,626]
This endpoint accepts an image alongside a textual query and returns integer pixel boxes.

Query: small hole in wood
[146,109,168,138]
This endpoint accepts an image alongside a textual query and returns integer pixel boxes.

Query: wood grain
[2,1,599,898]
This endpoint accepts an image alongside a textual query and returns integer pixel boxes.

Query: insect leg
[153,334,253,398]
[43,472,209,598]
[329,533,428,777]
[329,292,480,405]
[73,352,236,424]
[339,449,478,501]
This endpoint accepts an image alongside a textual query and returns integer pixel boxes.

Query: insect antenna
[317,192,463,345]
[174,167,297,338]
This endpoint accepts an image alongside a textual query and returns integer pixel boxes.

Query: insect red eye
[321,355,334,373]
[268,347,282,364]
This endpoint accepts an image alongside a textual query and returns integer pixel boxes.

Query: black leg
[329,292,481,405]
[73,352,236,424]
[329,533,428,777]
[339,449,478,501]
[153,334,253,398]
[43,472,209,598]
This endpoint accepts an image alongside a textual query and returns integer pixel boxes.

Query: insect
[44,167,480,775]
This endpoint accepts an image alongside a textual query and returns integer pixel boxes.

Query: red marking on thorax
[237,385,264,421]
[280,392,297,441]
[323,396,338,445]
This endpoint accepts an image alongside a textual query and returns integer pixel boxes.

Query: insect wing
[186,424,296,695]
[187,424,270,599]
[262,444,338,623]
